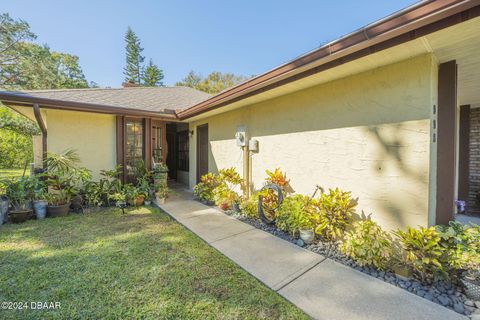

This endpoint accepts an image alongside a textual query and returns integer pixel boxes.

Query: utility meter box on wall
[235,126,247,146]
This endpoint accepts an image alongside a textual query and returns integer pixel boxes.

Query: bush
[341,219,393,270]
[276,194,318,236]
[213,168,243,209]
[239,194,258,218]
[193,172,220,203]
[194,168,243,209]
[437,221,480,279]
[395,226,447,283]
[314,188,357,241]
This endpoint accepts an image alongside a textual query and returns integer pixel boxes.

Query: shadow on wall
[201,55,434,229]
[364,124,429,229]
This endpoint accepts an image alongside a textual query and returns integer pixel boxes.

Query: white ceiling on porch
[425,17,480,108]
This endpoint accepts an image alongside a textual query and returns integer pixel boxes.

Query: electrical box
[235,126,247,147]
[249,139,259,152]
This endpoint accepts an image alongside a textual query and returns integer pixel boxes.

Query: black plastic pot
[9,209,33,223]
[47,203,70,217]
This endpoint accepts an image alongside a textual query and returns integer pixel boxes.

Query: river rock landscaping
[194,167,480,317]
[225,209,478,316]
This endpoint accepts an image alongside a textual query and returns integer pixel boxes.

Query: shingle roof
[9,86,211,113]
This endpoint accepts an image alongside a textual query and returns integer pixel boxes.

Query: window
[152,123,164,164]
[177,130,189,171]
[125,119,144,180]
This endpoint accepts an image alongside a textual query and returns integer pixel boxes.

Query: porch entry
[116,116,189,184]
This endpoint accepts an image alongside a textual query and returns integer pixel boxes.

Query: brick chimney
[122,80,140,88]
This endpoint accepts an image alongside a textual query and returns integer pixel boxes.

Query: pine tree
[123,27,144,84]
[142,59,164,86]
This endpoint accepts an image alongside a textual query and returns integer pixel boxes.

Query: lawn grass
[0,206,308,319]
[0,168,29,180]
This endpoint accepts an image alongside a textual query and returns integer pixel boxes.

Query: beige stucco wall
[46,109,116,180]
[189,54,437,231]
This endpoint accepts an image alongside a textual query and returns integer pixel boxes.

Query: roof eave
[177,0,480,120]
[0,92,178,120]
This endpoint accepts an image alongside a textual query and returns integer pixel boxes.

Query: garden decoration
[117,200,127,214]
[258,183,283,225]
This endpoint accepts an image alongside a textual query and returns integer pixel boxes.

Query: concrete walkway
[158,187,466,320]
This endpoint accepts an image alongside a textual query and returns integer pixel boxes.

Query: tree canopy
[142,59,164,86]
[123,27,145,84]
[123,27,164,87]
[175,71,250,94]
[0,13,89,90]
[0,13,90,168]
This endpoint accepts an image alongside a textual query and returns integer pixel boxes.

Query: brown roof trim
[0,91,177,120]
[177,0,480,119]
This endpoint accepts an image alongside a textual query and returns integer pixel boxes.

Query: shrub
[265,168,290,190]
[394,226,447,283]
[239,194,258,218]
[213,168,243,209]
[341,219,393,270]
[276,194,318,236]
[314,188,357,241]
[193,172,220,202]
[437,221,480,279]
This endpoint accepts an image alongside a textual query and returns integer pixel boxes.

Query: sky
[3,0,417,88]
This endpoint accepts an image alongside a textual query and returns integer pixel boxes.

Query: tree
[175,71,201,88]
[175,71,250,94]
[0,105,39,169]
[123,27,144,84]
[0,13,90,168]
[0,13,36,88]
[142,59,163,86]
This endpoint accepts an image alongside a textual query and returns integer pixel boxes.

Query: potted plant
[152,163,168,186]
[4,176,34,223]
[44,149,88,217]
[46,192,71,217]
[124,184,144,206]
[154,180,168,204]
[32,176,48,220]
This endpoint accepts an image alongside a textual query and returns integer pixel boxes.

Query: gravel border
[218,208,480,317]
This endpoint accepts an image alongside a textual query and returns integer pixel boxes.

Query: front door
[197,124,208,183]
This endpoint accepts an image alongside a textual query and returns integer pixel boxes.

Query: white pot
[299,229,315,244]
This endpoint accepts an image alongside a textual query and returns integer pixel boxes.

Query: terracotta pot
[219,203,230,211]
[47,203,70,217]
[135,195,145,206]
[9,209,33,223]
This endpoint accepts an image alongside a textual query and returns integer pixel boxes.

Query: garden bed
[221,208,479,316]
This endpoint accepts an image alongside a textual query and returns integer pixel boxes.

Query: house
[1,0,479,231]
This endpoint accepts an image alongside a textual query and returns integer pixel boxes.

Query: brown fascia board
[0,92,178,120]
[177,0,480,120]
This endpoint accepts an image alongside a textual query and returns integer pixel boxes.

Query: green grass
[0,206,308,319]
[0,168,29,180]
